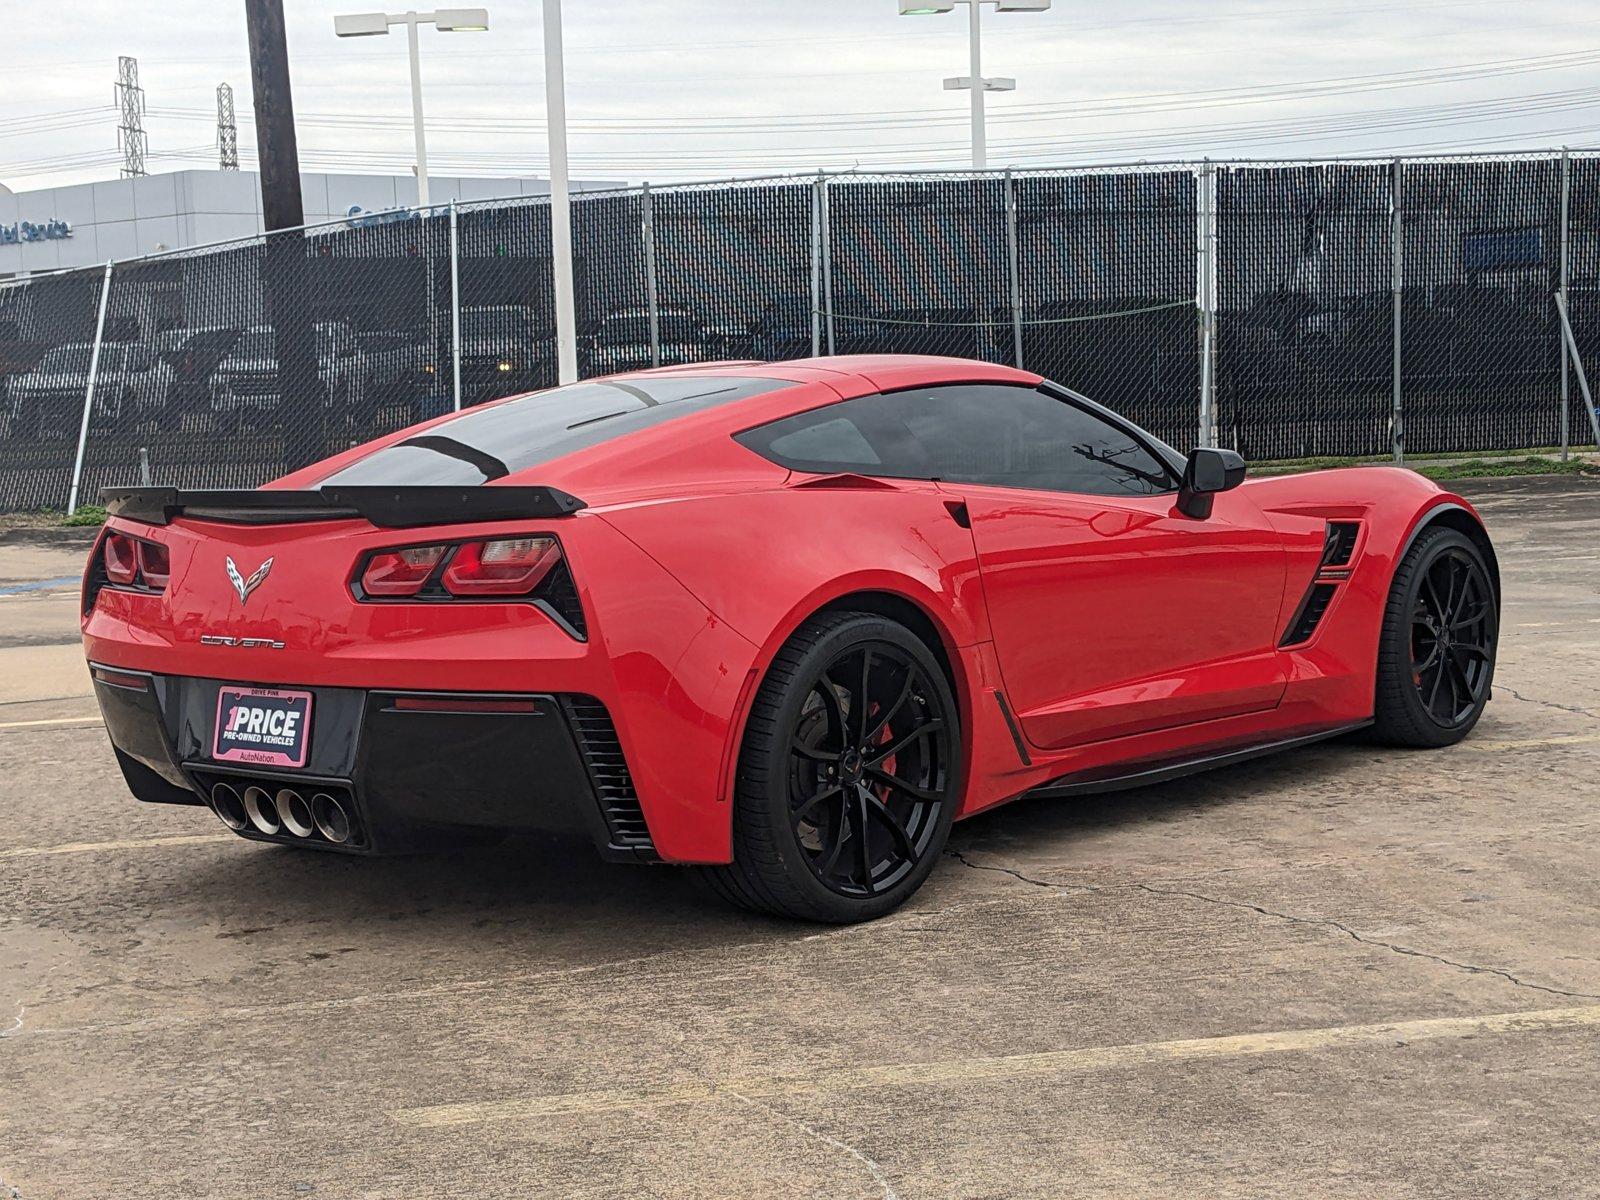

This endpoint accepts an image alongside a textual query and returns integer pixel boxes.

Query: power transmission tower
[217,82,239,170]
[115,55,148,177]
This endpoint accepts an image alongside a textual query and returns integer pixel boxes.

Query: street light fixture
[333,8,490,209]
[898,0,1052,169]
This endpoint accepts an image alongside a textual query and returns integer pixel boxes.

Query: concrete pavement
[1,476,1597,1198]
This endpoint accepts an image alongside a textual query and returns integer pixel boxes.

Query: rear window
[319,374,793,486]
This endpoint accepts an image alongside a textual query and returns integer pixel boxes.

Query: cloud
[1,0,1596,189]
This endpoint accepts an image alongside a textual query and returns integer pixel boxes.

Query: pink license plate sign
[213,686,313,769]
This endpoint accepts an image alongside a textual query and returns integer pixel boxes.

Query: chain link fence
[3,150,1599,513]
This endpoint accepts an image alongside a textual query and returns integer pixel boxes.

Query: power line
[140,45,1600,138]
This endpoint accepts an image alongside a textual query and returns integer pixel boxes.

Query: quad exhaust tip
[210,782,248,831]
[209,779,355,846]
[243,785,281,835]
[312,792,353,845]
[275,788,316,839]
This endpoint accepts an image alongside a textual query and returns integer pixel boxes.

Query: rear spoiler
[98,485,587,529]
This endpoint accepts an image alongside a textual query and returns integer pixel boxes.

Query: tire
[1372,525,1498,747]
[703,611,960,923]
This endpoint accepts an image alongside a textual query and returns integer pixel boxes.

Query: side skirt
[1023,721,1372,800]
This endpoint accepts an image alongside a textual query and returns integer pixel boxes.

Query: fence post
[1390,157,1405,465]
[820,171,836,356]
[1555,291,1600,448]
[66,259,114,517]
[641,182,662,369]
[810,172,823,357]
[448,200,463,412]
[1004,168,1024,368]
[1196,161,1217,448]
[1560,147,1572,461]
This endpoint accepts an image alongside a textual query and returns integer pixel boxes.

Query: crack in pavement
[1501,686,1598,721]
[944,847,1087,891]
[1131,883,1600,1002]
[728,1090,899,1200]
[944,850,1600,1002]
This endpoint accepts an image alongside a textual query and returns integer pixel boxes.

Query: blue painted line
[0,576,79,597]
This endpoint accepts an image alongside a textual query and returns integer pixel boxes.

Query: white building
[0,169,605,278]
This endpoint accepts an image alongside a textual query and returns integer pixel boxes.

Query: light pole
[898,0,1051,170]
[333,8,489,210]
[542,0,578,384]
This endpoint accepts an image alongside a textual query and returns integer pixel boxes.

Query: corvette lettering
[200,635,286,649]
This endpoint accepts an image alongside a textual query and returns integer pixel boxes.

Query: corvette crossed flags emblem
[226,556,274,605]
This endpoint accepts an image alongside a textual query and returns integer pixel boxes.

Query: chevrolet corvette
[83,355,1499,922]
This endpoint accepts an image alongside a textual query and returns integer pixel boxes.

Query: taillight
[352,537,582,635]
[92,530,170,604]
[440,537,560,596]
[136,540,171,589]
[360,544,448,596]
[103,533,139,585]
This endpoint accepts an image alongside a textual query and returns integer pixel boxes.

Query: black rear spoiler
[98,485,587,529]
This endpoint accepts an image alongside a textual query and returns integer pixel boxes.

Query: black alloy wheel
[1409,545,1495,727]
[704,611,960,923]
[787,640,952,898]
[1374,526,1498,747]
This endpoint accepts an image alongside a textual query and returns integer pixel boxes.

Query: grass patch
[1251,448,1598,479]
[59,504,107,527]
[1258,445,1568,470]
[1410,456,1596,481]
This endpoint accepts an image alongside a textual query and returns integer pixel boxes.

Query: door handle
[943,500,971,529]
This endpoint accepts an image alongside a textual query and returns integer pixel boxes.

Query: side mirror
[1176,447,1246,519]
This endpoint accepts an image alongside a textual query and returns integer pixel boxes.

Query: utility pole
[115,56,148,178]
[544,0,579,383]
[217,83,239,171]
[245,0,305,230]
[244,0,321,470]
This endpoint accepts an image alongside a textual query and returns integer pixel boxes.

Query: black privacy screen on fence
[0,265,105,510]
[1018,169,1198,451]
[1402,157,1563,454]
[1216,163,1393,461]
[1,152,1596,512]
[827,174,1012,366]
[652,180,814,368]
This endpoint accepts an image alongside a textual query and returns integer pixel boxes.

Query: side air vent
[1322,521,1360,567]
[536,559,587,639]
[563,695,655,856]
[1282,583,1338,647]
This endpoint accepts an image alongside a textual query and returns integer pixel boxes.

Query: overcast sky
[2,0,1598,191]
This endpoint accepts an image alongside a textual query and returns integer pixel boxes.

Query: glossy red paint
[83,355,1490,864]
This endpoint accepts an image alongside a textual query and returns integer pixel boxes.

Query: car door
[881,383,1291,751]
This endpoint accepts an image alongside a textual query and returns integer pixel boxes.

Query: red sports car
[84,355,1499,922]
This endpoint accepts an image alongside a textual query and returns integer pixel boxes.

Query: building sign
[0,218,73,245]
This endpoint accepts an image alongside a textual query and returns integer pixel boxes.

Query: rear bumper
[92,665,659,861]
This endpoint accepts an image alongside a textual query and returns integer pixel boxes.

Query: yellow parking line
[0,716,101,731]
[389,1003,1600,1127]
[0,833,233,859]
[1465,733,1600,751]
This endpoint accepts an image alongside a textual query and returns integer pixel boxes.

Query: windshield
[320,374,793,487]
